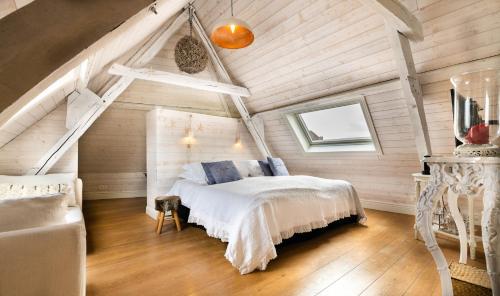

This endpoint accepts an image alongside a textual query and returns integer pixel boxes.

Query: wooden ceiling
[0,0,155,112]
[194,0,500,114]
[1,0,499,150]
[0,0,188,148]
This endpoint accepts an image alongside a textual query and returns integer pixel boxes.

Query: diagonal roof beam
[361,0,430,162]
[27,9,188,175]
[0,0,156,121]
[191,11,272,158]
[0,0,188,147]
[386,28,431,161]
[359,0,423,41]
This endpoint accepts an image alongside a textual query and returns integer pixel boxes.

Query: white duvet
[167,176,366,274]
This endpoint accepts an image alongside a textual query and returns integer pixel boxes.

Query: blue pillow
[267,157,289,176]
[258,160,273,176]
[201,161,242,185]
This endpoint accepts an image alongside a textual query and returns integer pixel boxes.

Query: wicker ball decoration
[174,35,208,74]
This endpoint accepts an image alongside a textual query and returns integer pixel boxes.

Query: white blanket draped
[168,176,366,274]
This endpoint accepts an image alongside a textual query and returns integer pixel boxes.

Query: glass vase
[451,69,500,157]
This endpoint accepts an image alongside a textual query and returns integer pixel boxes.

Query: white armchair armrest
[75,178,83,208]
[0,219,86,296]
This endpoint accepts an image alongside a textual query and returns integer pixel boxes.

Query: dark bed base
[177,204,191,223]
[177,204,358,245]
[276,215,358,248]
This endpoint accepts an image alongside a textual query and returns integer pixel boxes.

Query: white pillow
[0,194,66,232]
[0,183,69,200]
[180,163,208,184]
[0,173,77,206]
[235,160,264,178]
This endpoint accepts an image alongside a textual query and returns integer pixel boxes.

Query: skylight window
[285,96,382,154]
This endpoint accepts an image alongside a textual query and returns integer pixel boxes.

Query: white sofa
[0,176,86,296]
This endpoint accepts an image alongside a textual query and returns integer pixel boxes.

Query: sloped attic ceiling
[0,0,188,147]
[0,0,155,111]
[194,0,500,114]
[194,0,392,114]
[88,22,240,118]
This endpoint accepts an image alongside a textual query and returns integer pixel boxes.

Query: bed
[167,175,367,274]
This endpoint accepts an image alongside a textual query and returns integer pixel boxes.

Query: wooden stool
[155,196,182,234]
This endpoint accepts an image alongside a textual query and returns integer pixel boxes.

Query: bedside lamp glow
[184,114,196,149]
[184,128,195,148]
[234,136,242,148]
[234,119,242,148]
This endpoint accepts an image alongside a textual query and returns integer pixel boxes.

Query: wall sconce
[234,119,242,148]
[185,128,195,149]
[234,136,242,148]
[184,114,195,149]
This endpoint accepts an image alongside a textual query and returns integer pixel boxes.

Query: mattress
[168,175,366,274]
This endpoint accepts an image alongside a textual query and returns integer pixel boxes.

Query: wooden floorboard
[84,197,486,296]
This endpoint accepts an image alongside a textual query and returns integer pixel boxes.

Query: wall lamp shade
[210,17,254,49]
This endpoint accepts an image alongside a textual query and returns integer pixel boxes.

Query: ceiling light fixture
[210,0,254,49]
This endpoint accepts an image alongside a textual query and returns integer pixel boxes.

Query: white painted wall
[78,106,147,200]
[146,108,261,218]
[0,103,78,175]
[258,81,421,214]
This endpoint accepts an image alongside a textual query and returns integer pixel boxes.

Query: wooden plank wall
[0,104,78,175]
[146,108,260,217]
[79,24,242,200]
[78,106,147,200]
[193,0,500,213]
[257,82,421,211]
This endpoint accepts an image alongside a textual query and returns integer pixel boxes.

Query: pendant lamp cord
[231,0,234,17]
[188,3,194,37]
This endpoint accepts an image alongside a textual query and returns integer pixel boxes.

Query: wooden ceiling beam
[359,0,423,41]
[191,11,272,158]
[27,9,188,175]
[386,27,431,162]
[109,63,251,98]
[0,0,155,118]
[362,0,429,161]
[0,0,188,148]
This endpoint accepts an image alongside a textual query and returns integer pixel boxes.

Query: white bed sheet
[167,175,366,274]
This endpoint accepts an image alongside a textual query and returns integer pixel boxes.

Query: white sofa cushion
[0,173,77,206]
[0,194,66,232]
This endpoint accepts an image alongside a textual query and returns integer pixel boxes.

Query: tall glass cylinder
[451,69,500,157]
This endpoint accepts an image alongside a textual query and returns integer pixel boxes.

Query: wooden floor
[84,198,486,296]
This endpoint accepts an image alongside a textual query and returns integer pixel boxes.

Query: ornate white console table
[413,172,479,261]
[416,156,500,296]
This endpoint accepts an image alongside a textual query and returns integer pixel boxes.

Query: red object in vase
[465,123,489,144]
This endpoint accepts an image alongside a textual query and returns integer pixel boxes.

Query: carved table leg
[447,190,468,264]
[468,196,476,260]
[481,165,500,295]
[414,180,421,240]
[417,178,453,296]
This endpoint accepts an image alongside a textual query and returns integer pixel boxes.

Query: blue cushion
[201,161,242,185]
[267,157,289,176]
[258,160,273,176]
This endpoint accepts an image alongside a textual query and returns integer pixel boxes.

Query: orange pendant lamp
[210,0,254,49]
